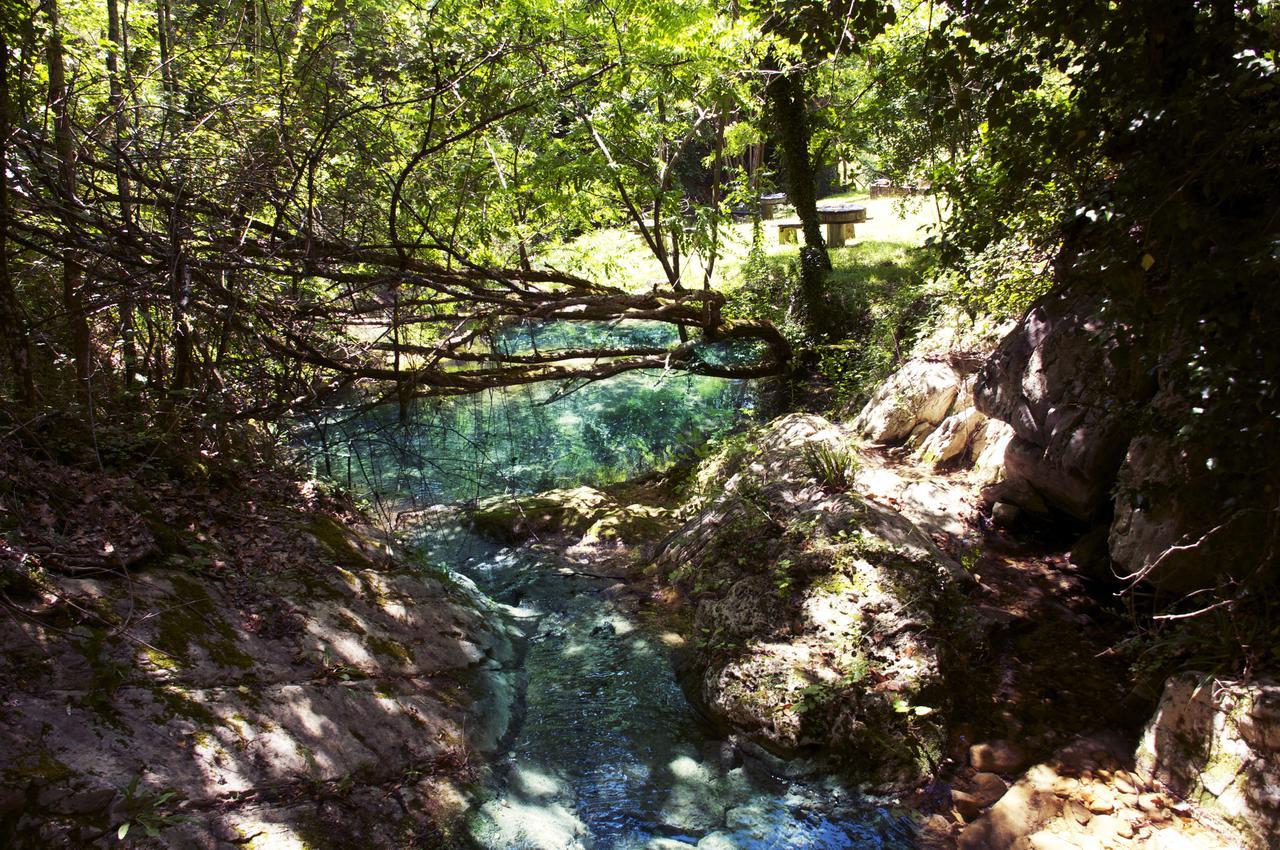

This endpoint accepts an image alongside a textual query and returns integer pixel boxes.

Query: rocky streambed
[407,506,919,850]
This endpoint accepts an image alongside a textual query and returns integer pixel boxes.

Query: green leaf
[118,822,131,839]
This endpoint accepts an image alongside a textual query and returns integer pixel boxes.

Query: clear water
[299,321,756,507]
[305,319,917,849]
[412,518,916,850]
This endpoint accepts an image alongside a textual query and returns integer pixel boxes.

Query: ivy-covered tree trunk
[764,53,833,338]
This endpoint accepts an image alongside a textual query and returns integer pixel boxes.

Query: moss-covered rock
[469,486,612,541]
[469,485,676,548]
[0,510,520,849]
[654,414,976,791]
[1136,674,1280,849]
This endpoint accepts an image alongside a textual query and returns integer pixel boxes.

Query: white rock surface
[853,359,962,444]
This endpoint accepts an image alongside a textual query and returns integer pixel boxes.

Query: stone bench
[775,204,867,247]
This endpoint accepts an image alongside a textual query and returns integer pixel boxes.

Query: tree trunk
[106,0,138,393]
[156,0,193,394]
[0,28,34,402]
[764,52,834,337]
[43,0,92,386]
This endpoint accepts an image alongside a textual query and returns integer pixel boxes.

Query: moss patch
[151,573,254,670]
[365,634,413,666]
[309,515,377,571]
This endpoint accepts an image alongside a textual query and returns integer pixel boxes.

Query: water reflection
[299,321,756,506]
[304,321,915,849]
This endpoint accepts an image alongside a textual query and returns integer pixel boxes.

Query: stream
[413,518,916,850]
[304,320,917,850]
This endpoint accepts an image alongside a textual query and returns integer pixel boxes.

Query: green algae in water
[300,320,758,505]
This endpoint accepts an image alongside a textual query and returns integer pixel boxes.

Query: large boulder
[654,414,974,790]
[969,418,1015,483]
[1136,674,1280,849]
[974,284,1156,521]
[1105,390,1274,593]
[916,407,987,467]
[469,486,676,547]
[853,360,963,444]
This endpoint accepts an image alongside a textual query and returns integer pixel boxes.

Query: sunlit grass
[532,195,943,293]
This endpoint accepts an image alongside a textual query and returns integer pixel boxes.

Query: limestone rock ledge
[0,520,522,849]
[1136,673,1280,849]
[653,414,976,791]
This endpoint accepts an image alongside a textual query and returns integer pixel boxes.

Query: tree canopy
[1,0,1276,433]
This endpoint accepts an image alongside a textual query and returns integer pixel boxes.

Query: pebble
[1027,832,1078,850]
[969,772,1010,807]
[1084,790,1115,814]
[1087,814,1121,839]
[992,501,1021,527]
[1065,799,1092,825]
[970,740,1028,774]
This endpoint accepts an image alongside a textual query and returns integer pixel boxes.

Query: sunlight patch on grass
[532,195,942,293]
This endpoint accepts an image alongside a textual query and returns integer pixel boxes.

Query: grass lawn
[533,194,944,294]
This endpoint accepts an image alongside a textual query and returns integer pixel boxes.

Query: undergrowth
[728,238,937,411]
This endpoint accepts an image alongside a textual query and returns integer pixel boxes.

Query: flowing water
[303,320,916,849]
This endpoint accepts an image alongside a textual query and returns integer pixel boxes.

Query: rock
[970,418,1015,483]
[992,502,1021,527]
[1106,417,1270,592]
[1064,799,1092,825]
[1087,813,1123,839]
[1151,829,1200,850]
[470,486,612,541]
[1068,524,1115,583]
[472,796,588,850]
[958,765,1064,850]
[696,833,739,850]
[974,281,1157,522]
[0,519,520,848]
[953,790,986,821]
[971,740,1029,774]
[853,360,962,444]
[916,407,988,466]
[725,800,774,835]
[1136,673,1280,849]
[1083,789,1115,814]
[980,475,1050,517]
[1026,833,1078,850]
[971,772,1012,807]
[656,755,734,833]
[654,414,972,791]
[919,813,957,849]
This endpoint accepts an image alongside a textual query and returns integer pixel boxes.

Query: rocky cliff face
[973,282,1157,524]
[1136,674,1280,849]
[972,280,1278,594]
